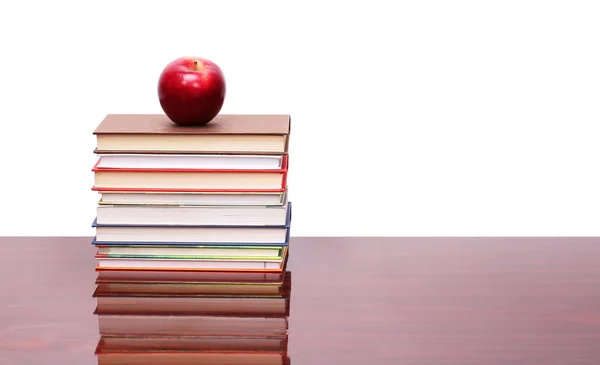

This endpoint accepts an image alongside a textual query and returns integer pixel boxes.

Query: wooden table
[1,237,599,365]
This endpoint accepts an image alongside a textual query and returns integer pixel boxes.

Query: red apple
[157,56,226,126]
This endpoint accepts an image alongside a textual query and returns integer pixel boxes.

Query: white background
[0,0,598,237]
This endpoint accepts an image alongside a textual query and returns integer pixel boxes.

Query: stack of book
[90,114,292,365]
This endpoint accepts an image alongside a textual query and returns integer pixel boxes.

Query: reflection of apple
[158,56,226,126]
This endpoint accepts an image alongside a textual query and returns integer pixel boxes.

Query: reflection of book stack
[90,114,292,365]
[94,270,292,364]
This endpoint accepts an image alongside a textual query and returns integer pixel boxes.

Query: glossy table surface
[1,237,600,365]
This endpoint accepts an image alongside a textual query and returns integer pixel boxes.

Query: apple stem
[193,60,199,71]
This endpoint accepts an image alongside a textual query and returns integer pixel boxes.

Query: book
[93,289,290,316]
[95,281,290,296]
[95,335,289,365]
[96,153,285,170]
[98,190,288,206]
[92,203,291,245]
[91,227,289,246]
[92,155,288,192]
[95,269,289,284]
[96,255,286,271]
[95,201,291,227]
[95,312,288,336]
[93,114,291,154]
[95,246,288,271]
[95,245,284,259]
[96,334,287,351]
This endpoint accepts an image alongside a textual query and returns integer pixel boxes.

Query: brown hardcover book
[95,312,288,337]
[93,287,291,316]
[95,281,289,296]
[93,114,291,154]
[95,268,288,284]
[96,334,288,352]
[95,271,292,296]
[96,334,288,365]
